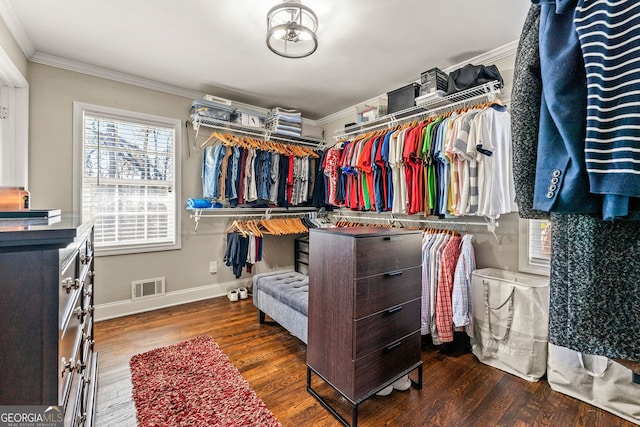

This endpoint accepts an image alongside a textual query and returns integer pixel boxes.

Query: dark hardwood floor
[94,296,636,427]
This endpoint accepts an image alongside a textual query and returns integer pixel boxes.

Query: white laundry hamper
[547,343,640,425]
[469,268,550,382]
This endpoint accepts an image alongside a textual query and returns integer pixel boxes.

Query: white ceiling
[1,0,530,121]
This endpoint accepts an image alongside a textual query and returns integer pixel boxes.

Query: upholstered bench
[252,270,309,344]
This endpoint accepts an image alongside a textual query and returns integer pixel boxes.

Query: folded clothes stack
[266,107,302,138]
[186,198,223,209]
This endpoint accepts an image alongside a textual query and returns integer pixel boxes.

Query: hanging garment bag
[547,343,640,425]
[469,268,550,382]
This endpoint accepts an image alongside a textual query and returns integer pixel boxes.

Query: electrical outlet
[209,261,217,274]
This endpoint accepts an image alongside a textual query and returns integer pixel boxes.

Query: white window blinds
[528,219,551,265]
[76,104,181,255]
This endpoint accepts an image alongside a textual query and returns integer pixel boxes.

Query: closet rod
[334,80,501,140]
[333,213,495,227]
[189,207,319,231]
[332,213,498,234]
[189,117,326,149]
[332,213,501,244]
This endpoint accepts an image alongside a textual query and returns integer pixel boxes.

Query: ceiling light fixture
[266,0,318,59]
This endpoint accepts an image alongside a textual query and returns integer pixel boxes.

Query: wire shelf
[334,80,502,140]
[187,206,321,231]
[189,115,326,149]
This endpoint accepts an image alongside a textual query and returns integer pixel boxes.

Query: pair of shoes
[228,287,249,302]
[392,375,411,391]
[375,385,393,396]
[376,375,412,397]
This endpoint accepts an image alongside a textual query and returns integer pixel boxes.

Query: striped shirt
[575,0,640,218]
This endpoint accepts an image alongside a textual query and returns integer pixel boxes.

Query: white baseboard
[94,279,252,322]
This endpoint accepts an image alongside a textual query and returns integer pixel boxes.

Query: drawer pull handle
[387,305,403,314]
[61,357,75,377]
[386,271,403,277]
[383,236,403,241]
[61,277,80,294]
[385,340,402,352]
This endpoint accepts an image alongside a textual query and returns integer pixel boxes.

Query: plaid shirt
[435,234,462,343]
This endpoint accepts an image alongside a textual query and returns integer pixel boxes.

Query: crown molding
[0,45,26,87]
[29,51,324,126]
[316,39,519,126]
[0,0,34,58]
[443,40,519,74]
[31,51,205,100]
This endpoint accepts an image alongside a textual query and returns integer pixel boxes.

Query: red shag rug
[129,336,281,427]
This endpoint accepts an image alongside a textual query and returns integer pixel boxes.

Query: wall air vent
[131,277,165,300]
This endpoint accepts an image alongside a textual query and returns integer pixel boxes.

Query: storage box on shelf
[420,67,448,96]
[334,80,503,141]
[190,99,233,122]
[387,82,421,115]
[231,107,266,128]
[356,97,388,124]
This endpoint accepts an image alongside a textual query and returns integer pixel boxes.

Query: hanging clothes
[452,234,476,333]
[323,104,517,220]
[574,0,640,220]
[420,229,476,344]
[224,231,249,278]
[199,133,324,208]
[512,1,640,363]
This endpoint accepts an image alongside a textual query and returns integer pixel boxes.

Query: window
[518,218,551,275]
[73,102,181,255]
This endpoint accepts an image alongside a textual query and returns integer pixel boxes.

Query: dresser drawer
[354,232,421,277]
[80,351,99,427]
[59,295,83,408]
[64,369,83,427]
[354,298,420,359]
[354,266,421,318]
[353,331,421,401]
[59,250,80,328]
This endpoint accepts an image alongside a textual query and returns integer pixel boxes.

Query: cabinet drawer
[355,266,421,318]
[296,239,309,253]
[353,331,421,401]
[354,232,421,277]
[80,351,99,427]
[59,296,83,408]
[297,251,309,264]
[59,250,80,329]
[354,298,420,359]
[64,369,83,427]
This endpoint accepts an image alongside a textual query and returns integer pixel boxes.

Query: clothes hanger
[200,131,230,149]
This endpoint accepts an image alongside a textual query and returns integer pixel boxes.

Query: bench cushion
[253,270,309,316]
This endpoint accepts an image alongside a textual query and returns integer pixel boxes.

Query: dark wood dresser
[0,216,97,427]
[306,226,423,427]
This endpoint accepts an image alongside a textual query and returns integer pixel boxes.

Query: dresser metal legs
[306,363,423,427]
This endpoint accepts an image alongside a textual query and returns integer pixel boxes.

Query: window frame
[518,218,551,276]
[73,102,182,256]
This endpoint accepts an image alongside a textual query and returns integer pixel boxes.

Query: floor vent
[131,277,165,300]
